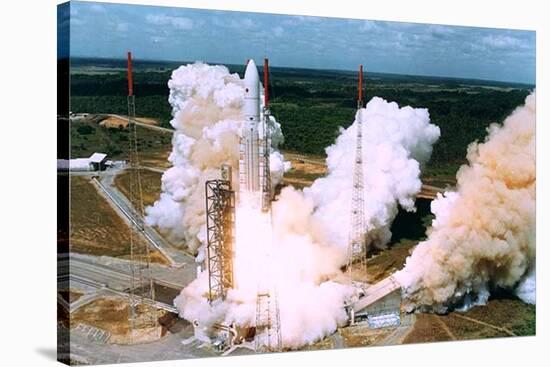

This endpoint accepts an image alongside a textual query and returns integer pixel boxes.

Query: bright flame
[233,194,273,295]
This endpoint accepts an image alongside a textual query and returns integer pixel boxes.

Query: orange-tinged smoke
[396,92,536,311]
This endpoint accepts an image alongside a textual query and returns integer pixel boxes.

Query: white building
[57,152,108,172]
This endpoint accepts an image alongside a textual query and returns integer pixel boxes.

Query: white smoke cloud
[396,92,536,312]
[148,64,535,346]
[305,98,440,252]
[515,265,535,304]
[163,66,441,348]
[175,186,352,349]
[145,62,288,255]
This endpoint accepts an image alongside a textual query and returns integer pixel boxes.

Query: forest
[69,58,533,177]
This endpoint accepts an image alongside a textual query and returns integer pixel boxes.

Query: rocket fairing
[239,59,271,208]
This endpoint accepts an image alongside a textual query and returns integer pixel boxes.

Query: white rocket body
[239,59,264,196]
[239,60,272,212]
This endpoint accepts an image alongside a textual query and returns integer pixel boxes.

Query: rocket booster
[239,59,271,206]
[240,59,261,193]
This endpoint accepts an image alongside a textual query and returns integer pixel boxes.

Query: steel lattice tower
[255,288,282,352]
[347,65,367,281]
[126,51,156,331]
[205,178,235,303]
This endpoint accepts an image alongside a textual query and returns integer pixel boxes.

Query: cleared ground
[70,176,168,265]
[72,296,166,337]
[366,239,416,283]
[403,298,535,344]
[59,289,83,304]
[281,150,327,189]
[138,146,172,169]
[135,117,159,126]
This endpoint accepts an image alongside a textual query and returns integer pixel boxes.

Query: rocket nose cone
[244,59,260,99]
[244,59,260,84]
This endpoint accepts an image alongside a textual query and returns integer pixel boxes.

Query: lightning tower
[126,51,156,330]
[347,64,367,281]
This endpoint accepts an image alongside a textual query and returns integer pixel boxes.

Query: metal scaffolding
[205,179,235,303]
[255,289,282,352]
[347,65,367,280]
[126,51,156,331]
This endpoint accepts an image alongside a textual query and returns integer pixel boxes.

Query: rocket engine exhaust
[150,60,448,349]
[396,92,536,312]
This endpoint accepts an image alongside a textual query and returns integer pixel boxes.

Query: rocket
[239,59,272,211]
[240,59,261,193]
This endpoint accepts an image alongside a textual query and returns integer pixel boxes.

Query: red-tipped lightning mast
[358,64,363,109]
[347,64,367,282]
[125,50,157,330]
[264,58,269,108]
[127,51,134,97]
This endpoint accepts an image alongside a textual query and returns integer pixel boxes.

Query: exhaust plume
[150,62,440,348]
[145,62,288,257]
[396,92,536,312]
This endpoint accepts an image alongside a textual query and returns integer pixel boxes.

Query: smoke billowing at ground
[396,92,536,312]
[147,61,443,349]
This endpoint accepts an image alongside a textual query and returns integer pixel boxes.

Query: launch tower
[205,165,236,304]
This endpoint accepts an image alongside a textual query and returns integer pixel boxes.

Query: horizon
[59,1,536,85]
[67,55,535,87]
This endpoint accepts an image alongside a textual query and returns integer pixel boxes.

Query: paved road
[63,254,180,313]
[93,169,192,267]
[67,317,218,364]
[109,114,174,134]
[376,313,417,345]
[70,256,138,291]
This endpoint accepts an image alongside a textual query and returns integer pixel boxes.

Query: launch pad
[205,177,236,304]
[197,60,403,354]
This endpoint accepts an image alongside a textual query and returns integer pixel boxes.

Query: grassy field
[114,169,163,209]
[69,176,168,265]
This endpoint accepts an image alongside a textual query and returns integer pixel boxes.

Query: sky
[59,1,536,84]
